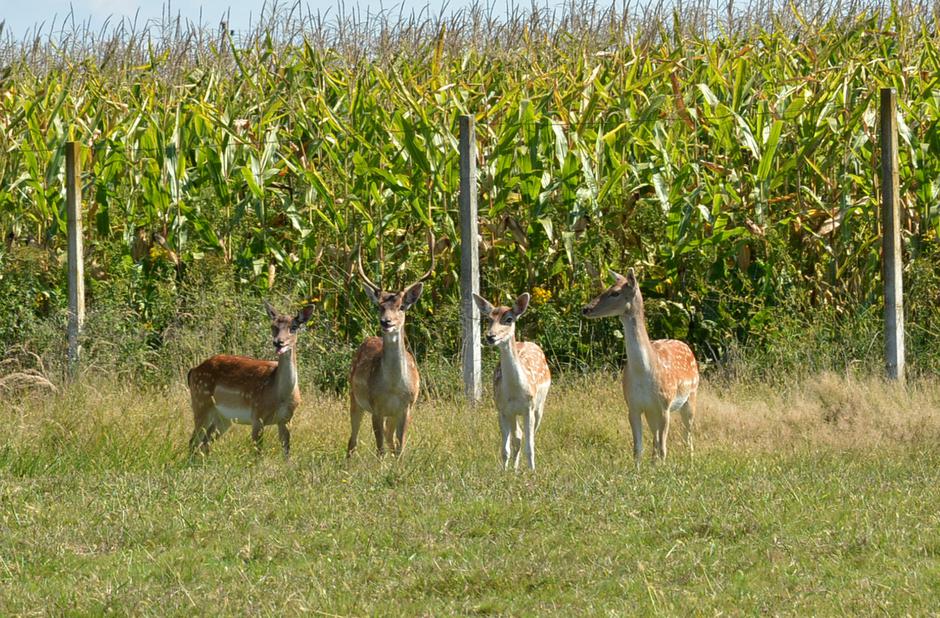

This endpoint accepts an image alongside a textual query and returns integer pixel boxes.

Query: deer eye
[609,290,621,297]
[503,316,514,324]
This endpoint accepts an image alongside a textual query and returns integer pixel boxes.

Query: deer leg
[278,423,291,460]
[511,417,523,471]
[534,388,547,433]
[498,414,513,470]
[188,423,211,459]
[681,392,696,457]
[213,417,231,439]
[188,396,213,459]
[347,398,363,457]
[659,411,671,461]
[190,415,225,460]
[394,411,410,457]
[372,414,386,456]
[649,410,665,462]
[523,410,536,471]
[200,416,230,454]
[251,417,264,456]
[629,408,644,465]
[383,417,397,454]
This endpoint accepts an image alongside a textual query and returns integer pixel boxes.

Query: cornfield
[2,0,940,376]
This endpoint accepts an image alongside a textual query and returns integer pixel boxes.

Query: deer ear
[626,268,637,284]
[472,293,495,315]
[401,282,424,310]
[512,293,531,317]
[295,305,314,325]
[263,300,278,320]
[609,269,624,283]
[362,283,380,304]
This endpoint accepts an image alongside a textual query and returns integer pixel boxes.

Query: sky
[0,0,488,38]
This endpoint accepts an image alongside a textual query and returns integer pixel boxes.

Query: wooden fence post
[65,141,85,374]
[880,88,904,382]
[459,115,482,402]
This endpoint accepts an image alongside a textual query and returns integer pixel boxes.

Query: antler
[357,229,435,292]
[407,229,435,288]
[356,241,381,292]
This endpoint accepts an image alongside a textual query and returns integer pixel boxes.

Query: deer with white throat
[188,301,314,459]
[473,292,551,471]
[582,268,698,463]
[346,234,434,458]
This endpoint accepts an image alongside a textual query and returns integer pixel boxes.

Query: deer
[581,268,699,463]
[473,292,551,471]
[187,301,314,460]
[346,233,434,458]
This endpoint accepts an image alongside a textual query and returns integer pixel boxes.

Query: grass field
[2,372,940,615]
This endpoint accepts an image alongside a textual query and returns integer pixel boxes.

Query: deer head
[472,292,530,346]
[356,231,435,334]
[263,301,314,355]
[581,268,641,319]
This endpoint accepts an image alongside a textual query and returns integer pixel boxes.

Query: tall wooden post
[880,88,904,382]
[459,115,482,402]
[66,142,85,374]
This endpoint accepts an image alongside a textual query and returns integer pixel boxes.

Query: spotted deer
[346,234,434,458]
[473,292,551,471]
[582,268,698,463]
[187,301,314,459]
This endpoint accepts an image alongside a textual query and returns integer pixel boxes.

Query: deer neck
[496,335,527,391]
[380,329,410,387]
[620,292,654,373]
[274,347,298,398]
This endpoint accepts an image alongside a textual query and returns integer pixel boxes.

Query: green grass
[2,374,940,614]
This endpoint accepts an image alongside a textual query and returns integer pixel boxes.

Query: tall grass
[2,373,940,613]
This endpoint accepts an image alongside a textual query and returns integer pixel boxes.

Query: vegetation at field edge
[2,0,940,382]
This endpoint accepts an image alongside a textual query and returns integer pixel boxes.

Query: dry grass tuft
[698,371,940,452]
[0,371,57,394]
[0,348,57,395]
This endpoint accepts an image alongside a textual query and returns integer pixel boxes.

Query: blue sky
[1,1,489,37]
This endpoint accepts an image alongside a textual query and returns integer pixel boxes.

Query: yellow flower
[531,286,552,305]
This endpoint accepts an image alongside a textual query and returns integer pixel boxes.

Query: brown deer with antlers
[346,234,434,457]
[582,268,699,463]
[188,301,314,459]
